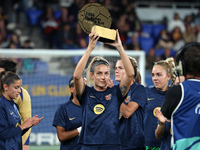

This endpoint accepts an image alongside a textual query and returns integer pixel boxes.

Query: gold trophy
[78,3,116,43]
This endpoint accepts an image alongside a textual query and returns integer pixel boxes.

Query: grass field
[30,145,59,150]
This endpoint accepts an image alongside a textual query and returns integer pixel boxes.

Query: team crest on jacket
[125,96,131,103]
[105,94,111,100]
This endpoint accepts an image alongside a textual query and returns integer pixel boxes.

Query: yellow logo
[10,112,13,115]
[148,98,154,100]
[94,104,105,115]
[89,95,96,98]
[16,122,20,127]
[69,117,76,120]
[153,107,161,117]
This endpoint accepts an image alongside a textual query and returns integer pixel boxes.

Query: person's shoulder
[134,82,145,88]
[170,84,181,90]
[58,101,72,109]
[0,97,6,108]
[0,97,4,104]
[60,101,70,106]
[168,85,181,93]
[145,85,154,90]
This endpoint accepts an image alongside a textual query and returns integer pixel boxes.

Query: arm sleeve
[161,85,182,119]
[129,85,147,108]
[78,85,88,105]
[0,106,22,140]
[52,105,67,128]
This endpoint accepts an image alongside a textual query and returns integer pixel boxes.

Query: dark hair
[0,59,17,73]
[69,76,74,88]
[69,77,74,100]
[181,42,200,77]
[0,71,21,96]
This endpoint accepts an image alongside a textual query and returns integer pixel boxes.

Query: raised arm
[106,30,134,96]
[74,32,99,97]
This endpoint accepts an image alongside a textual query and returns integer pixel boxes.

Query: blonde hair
[154,57,176,87]
[86,56,110,86]
[128,56,141,84]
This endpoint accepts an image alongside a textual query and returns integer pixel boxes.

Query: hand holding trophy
[78,3,116,43]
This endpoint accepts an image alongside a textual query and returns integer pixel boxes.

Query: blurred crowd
[0,0,200,72]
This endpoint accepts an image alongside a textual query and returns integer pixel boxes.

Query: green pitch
[30,145,59,150]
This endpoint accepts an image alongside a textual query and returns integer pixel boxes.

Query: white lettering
[30,133,60,145]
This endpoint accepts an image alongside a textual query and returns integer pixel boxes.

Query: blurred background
[0,0,199,149]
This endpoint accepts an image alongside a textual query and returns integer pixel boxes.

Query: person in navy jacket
[73,30,134,150]
[0,71,43,150]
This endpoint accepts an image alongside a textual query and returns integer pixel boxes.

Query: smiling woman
[73,30,134,150]
[0,71,44,150]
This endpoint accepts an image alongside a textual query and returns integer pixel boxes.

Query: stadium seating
[139,36,154,54]
[26,9,43,26]
[152,24,166,39]
[141,24,153,36]
[53,10,62,19]
[155,48,176,57]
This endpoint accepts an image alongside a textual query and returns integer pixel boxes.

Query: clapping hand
[20,115,44,130]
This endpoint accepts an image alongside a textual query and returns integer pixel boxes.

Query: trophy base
[91,25,116,43]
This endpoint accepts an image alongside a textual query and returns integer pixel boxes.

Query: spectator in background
[146,48,159,70]
[168,13,185,33]
[8,41,17,49]
[127,9,141,33]
[155,29,173,49]
[196,25,200,42]
[0,19,8,47]
[184,15,194,27]
[183,24,196,43]
[0,34,7,48]
[41,6,59,48]
[117,14,130,45]
[56,22,76,49]
[170,27,185,51]
[21,39,33,49]
[9,32,21,48]
[126,32,141,50]
[103,0,120,29]
[57,7,73,25]
[194,10,200,26]
[0,6,8,25]
[160,48,173,60]
[73,23,87,47]
[68,0,86,23]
